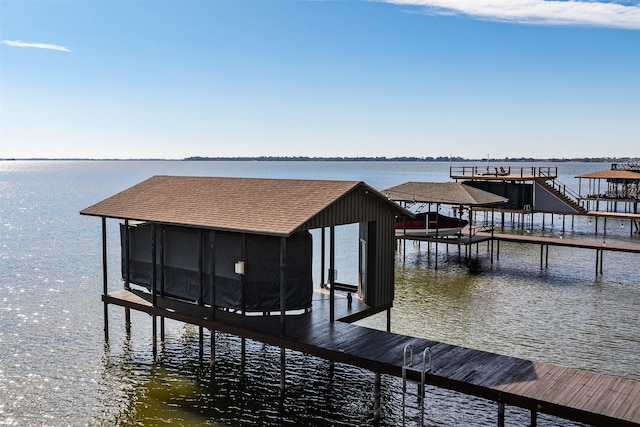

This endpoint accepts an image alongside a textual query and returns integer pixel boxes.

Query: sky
[1,0,639,160]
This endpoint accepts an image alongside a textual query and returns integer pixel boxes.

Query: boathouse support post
[210,230,216,321]
[124,219,131,334]
[102,217,109,342]
[321,228,326,288]
[151,223,158,359]
[531,409,538,427]
[198,229,204,306]
[151,224,157,307]
[280,236,287,332]
[330,226,335,323]
[159,226,166,343]
[241,235,247,316]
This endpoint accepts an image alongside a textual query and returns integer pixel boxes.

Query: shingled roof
[80,175,406,236]
[576,170,640,180]
[382,182,508,206]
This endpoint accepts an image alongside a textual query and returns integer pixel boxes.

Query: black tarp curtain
[121,223,312,312]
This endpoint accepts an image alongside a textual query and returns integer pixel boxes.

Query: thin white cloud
[1,40,72,52]
[382,0,640,29]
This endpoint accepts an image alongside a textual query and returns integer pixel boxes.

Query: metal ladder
[402,343,432,426]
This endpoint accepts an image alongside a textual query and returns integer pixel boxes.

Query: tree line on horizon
[2,156,637,163]
[183,155,638,163]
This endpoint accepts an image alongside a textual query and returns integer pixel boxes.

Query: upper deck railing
[450,166,558,180]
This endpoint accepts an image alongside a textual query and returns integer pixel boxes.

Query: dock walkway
[105,288,640,426]
[479,231,640,253]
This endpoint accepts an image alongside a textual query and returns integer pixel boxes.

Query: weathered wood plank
[615,382,640,422]
[552,369,590,406]
[540,368,586,403]
[572,374,611,411]
[588,376,628,416]
[511,364,566,399]
[608,380,638,419]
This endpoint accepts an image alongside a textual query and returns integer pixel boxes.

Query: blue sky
[1,0,639,160]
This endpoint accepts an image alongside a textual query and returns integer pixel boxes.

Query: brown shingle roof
[576,170,640,180]
[382,182,508,206]
[80,175,402,236]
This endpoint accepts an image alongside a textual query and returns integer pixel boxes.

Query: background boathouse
[80,175,410,326]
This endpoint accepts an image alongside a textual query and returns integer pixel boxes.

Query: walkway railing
[450,166,558,179]
[539,176,583,208]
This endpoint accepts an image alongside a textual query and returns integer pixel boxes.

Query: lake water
[1,160,638,426]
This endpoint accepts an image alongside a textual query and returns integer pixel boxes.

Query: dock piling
[210,329,216,368]
[374,372,381,423]
[241,337,246,370]
[498,401,505,427]
[152,315,157,359]
[125,308,131,334]
[280,347,286,390]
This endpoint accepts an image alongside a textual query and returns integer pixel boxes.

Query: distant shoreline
[1,156,638,163]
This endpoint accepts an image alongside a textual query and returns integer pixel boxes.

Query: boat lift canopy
[382,182,508,207]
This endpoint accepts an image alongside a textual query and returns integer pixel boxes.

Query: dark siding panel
[301,187,399,308]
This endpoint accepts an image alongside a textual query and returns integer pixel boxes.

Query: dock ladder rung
[402,343,432,426]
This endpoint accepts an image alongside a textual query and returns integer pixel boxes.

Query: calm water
[1,160,638,426]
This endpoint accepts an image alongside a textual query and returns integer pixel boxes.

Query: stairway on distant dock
[534,178,587,214]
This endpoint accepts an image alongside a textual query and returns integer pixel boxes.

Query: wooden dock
[104,287,640,426]
[395,227,640,275]
[475,231,640,274]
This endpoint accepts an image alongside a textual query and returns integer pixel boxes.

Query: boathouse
[80,175,410,329]
[79,176,640,426]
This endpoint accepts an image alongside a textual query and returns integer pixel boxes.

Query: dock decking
[104,288,640,426]
[479,231,640,254]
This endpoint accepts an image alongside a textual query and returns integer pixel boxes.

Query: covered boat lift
[80,175,411,341]
[576,167,640,213]
[381,182,508,268]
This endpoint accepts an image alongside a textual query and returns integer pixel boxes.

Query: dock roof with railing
[450,166,558,181]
